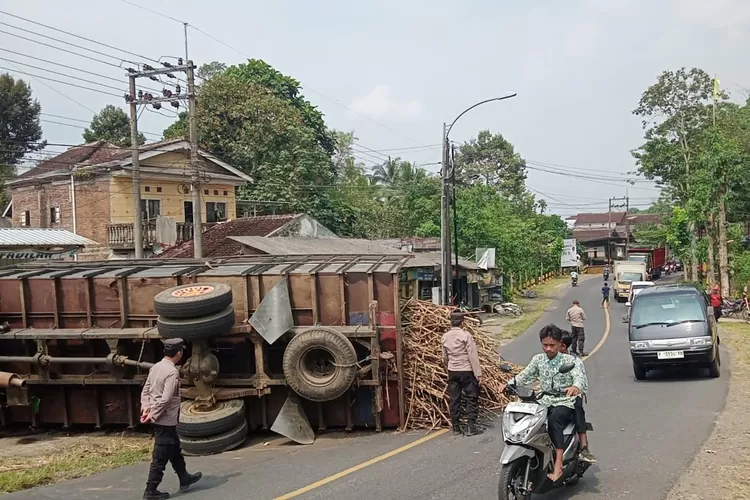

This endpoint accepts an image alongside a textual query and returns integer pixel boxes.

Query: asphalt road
[7,276,729,500]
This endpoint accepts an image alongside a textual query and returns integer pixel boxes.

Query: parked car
[628,284,720,380]
[623,281,655,322]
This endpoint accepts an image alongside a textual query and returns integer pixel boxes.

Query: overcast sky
[3,0,749,217]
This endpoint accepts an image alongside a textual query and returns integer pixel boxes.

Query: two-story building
[6,138,252,259]
[567,212,661,264]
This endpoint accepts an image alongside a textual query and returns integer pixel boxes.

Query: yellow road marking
[583,304,610,360]
[275,295,612,499]
[273,429,450,499]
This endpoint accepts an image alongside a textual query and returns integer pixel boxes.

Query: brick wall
[10,174,113,245]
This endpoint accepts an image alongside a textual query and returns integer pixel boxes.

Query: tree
[197,61,227,81]
[0,73,44,205]
[632,68,722,281]
[83,105,145,147]
[454,130,528,200]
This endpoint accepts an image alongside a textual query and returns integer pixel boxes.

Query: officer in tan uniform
[140,338,202,499]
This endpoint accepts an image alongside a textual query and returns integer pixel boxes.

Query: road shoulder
[665,322,749,500]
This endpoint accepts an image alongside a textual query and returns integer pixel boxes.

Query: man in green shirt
[500,324,585,483]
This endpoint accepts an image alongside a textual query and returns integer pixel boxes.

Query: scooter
[498,362,593,500]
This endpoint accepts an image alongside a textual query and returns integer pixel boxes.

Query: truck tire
[282,327,357,402]
[177,399,246,438]
[157,305,235,339]
[154,283,232,319]
[180,420,248,456]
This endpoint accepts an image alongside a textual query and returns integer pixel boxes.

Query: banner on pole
[561,239,578,268]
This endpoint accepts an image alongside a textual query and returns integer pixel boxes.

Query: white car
[624,281,654,322]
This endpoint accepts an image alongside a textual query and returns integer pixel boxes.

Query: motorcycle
[571,276,578,287]
[721,293,750,320]
[498,362,592,500]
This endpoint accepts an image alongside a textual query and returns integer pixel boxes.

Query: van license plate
[657,350,684,360]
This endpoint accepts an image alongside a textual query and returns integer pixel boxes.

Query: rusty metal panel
[317,274,342,325]
[0,279,22,326]
[101,387,133,425]
[346,273,369,324]
[195,275,248,325]
[58,278,90,329]
[91,277,124,328]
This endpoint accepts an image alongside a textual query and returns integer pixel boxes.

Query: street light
[440,93,517,305]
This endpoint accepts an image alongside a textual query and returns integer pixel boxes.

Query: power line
[0,64,123,97]
[117,0,425,145]
[0,29,125,69]
[0,9,161,64]
[0,57,128,94]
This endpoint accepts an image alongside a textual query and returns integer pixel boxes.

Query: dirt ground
[480,276,578,343]
[665,322,750,500]
[0,430,152,494]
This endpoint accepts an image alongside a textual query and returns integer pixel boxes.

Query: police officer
[140,338,202,499]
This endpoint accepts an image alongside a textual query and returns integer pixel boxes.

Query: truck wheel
[157,305,235,339]
[180,420,248,456]
[154,283,232,319]
[177,399,246,438]
[282,327,358,402]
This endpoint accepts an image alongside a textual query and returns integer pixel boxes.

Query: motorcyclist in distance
[570,269,578,285]
[499,324,585,482]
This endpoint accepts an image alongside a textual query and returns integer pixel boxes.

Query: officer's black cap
[163,338,185,357]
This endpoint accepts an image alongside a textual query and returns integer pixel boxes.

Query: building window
[20,210,29,226]
[144,186,151,192]
[213,189,219,195]
[140,199,161,221]
[204,189,209,195]
[156,186,162,193]
[223,190,228,196]
[206,202,226,223]
[50,207,61,224]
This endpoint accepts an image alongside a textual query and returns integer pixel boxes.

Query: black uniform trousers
[547,405,575,450]
[573,396,586,434]
[146,424,188,491]
[570,326,585,354]
[448,371,479,426]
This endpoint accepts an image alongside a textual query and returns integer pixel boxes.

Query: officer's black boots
[179,471,203,492]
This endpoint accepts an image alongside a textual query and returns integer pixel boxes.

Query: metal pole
[451,145,459,305]
[624,191,630,258]
[129,74,144,259]
[607,197,612,264]
[187,60,203,258]
[440,123,452,305]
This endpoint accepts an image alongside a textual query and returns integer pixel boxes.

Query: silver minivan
[628,284,720,380]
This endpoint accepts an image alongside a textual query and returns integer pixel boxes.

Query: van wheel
[708,349,721,378]
[633,364,647,381]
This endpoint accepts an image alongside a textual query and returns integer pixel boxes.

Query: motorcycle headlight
[502,410,544,444]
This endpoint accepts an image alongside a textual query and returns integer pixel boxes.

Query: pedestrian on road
[565,300,587,356]
[710,285,723,322]
[140,338,202,500]
[442,311,484,437]
[601,282,611,309]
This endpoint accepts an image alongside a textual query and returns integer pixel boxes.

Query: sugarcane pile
[396,298,524,430]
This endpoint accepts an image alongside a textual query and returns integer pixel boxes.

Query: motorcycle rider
[499,324,585,483]
[570,269,578,286]
[603,263,610,281]
[560,335,596,464]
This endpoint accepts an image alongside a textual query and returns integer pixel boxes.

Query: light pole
[440,93,517,305]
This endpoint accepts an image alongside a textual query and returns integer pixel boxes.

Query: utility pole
[440,123,452,305]
[607,197,612,264]
[609,195,629,261]
[187,62,203,258]
[128,74,143,258]
[125,58,196,257]
[624,192,630,257]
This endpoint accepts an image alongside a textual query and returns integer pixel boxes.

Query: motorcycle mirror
[626,302,632,307]
[499,363,514,373]
[558,362,576,374]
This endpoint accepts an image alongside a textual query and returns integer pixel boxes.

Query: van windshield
[619,272,643,282]
[630,293,707,340]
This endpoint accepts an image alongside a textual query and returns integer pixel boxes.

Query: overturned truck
[0,255,408,451]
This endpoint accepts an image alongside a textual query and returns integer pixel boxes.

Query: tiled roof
[573,212,627,224]
[0,228,96,247]
[156,214,302,258]
[19,141,123,179]
[109,138,185,160]
[573,228,627,242]
[630,213,661,225]
[227,236,410,256]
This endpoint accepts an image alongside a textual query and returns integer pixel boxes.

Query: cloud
[350,85,423,119]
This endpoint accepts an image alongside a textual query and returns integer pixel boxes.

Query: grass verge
[0,433,152,495]
[493,277,570,342]
[665,322,750,500]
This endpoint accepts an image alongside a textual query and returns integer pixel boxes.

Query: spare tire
[177,399,246,438]
[154,283,232,319]
[180,420,248,456]
[282,327,357,402]
[157,305,235,340]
